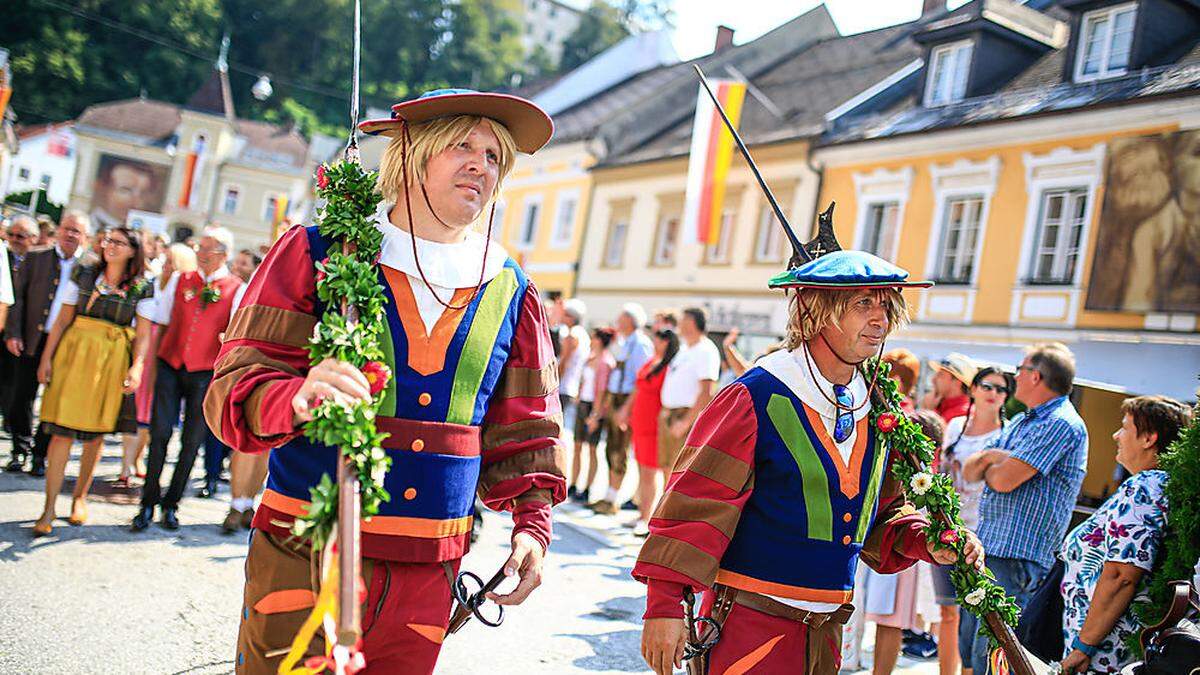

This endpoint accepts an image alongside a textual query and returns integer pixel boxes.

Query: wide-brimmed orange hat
[358,88,554,154]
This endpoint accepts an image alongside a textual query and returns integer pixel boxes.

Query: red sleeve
[477,282,567,550]
[202,225,317,454]
[632,383,758,618]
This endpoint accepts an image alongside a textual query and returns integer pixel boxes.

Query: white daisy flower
[964,588,987,606]
[910,472,934,495]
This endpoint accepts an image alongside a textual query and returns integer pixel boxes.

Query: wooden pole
[332,1,364,670]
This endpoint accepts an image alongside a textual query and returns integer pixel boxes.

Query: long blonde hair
[377,115,518,208]
[782,287,909,351]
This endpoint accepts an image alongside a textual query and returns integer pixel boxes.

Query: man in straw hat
[925,352,979,423]
[204,89,565,674]
[634,221,986,674]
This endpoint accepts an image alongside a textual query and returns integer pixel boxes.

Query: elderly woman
[1059,395,1191,673]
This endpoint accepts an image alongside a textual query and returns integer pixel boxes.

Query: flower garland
[290,160,394,547]
[866,357,1021,648]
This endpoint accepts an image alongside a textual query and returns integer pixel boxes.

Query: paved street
[0,436,937,674]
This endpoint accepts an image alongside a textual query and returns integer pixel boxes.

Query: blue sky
[668,0,970,60]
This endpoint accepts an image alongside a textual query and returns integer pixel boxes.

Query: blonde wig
[782,287,909,351]
[376,115,518,207]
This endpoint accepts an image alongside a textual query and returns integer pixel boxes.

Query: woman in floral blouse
[31,227,154,535]
[1059,395,1191,673]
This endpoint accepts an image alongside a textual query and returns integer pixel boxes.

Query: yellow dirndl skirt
[39,315,135,434]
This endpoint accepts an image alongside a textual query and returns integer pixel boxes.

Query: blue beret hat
[769,250,933,290]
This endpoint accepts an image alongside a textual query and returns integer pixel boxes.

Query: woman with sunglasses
[935,365,1014,675]
[31,226,154,535]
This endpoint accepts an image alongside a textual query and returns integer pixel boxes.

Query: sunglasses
[832,384,854,443]
[976,382,1009,394]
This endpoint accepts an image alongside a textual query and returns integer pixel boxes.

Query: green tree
[3,0,533,134]
[1,0,223,123]
[558,1,629,73]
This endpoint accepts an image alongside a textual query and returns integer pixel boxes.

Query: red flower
[876,412,899,433]
[939,529,960,545]
[315,269,327,284]
[316,164,329,190]
[362,361,391,396]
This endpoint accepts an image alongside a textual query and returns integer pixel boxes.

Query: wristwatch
[1071,635,1098,658]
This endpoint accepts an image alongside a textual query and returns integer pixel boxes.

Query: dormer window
[925,40,973,107]
[1075,2,1136,82]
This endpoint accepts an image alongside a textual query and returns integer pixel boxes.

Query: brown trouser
[656,407,690,470]
[604,393,631,478]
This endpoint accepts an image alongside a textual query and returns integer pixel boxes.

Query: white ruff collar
[372,202,509,288]
[756,346,870,423]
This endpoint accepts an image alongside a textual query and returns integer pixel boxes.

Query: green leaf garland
[867,358,1022,647]
[291,160,392,547]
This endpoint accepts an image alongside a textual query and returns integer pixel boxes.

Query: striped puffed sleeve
[859,450,934,573]
[477,281,567,550]
[633,383,758,619]
[203,225,317,454]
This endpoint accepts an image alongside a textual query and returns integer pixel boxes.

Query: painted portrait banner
[1085,130,1200,313]
[89,154,169,230]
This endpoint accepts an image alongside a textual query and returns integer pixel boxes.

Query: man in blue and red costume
[635,227,986,675]
[204,89,566,674]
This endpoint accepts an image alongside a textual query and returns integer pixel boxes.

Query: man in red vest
[132,225,245,531]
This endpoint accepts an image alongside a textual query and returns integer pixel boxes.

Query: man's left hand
[928,528,985,570]
[1060,648,1091,673]
[486,531,545,606]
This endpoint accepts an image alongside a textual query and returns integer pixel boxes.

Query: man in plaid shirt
[963,341,1088,673]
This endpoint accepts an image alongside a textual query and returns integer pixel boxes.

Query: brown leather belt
[716,584,854,628]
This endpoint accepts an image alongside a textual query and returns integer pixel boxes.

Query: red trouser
[236,530,458,675]
[700,593,843,675]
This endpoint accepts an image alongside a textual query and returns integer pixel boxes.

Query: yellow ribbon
[278,551,339,675]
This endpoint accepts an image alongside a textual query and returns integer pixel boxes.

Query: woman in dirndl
[32,226,154,535]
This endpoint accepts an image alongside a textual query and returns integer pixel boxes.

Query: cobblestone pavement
[0,436,937,674]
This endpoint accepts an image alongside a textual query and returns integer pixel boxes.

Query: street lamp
[252,74,273,101]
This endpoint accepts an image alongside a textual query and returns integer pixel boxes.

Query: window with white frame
[751,203,786,264]
[517,197,540,250]
[651,215,681,267]
[17,167,29,180]
[222,187,240,215]
[925,40,973,107]
[860,201,900,261]
[934,195,984,283]
[550,193,578,248]
[1075,3,1136,82]
[602,218,629,268]
[1029,187,1088,284]
[703,211,735,264]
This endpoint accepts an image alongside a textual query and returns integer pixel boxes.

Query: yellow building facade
[495,140,593,296]
[814,96,1200,400]
[575,142,819,343]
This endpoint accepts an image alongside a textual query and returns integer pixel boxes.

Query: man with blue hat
[205,89,566,674]
[634,209,985,674]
